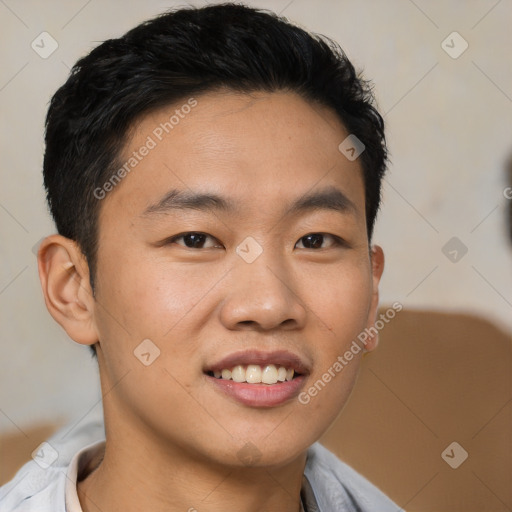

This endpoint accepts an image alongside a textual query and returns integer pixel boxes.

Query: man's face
[91,90,383,467]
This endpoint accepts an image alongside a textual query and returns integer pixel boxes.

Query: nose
[219,253,307,332]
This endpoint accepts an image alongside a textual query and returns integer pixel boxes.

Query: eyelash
[164,232,348,250]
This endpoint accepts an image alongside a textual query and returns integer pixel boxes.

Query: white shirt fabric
[0,410,402,511]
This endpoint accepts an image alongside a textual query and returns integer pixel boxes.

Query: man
[0,4,399,511]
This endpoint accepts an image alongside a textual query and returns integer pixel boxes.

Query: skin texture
[38,90,384,512]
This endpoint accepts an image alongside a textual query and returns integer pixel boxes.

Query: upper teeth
[213,364,295,384]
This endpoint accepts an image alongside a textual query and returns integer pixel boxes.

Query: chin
[208,432,314,470]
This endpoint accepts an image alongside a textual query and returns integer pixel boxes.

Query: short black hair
[43,2,387,294]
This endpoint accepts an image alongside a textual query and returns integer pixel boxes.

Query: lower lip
[207,375,306,408]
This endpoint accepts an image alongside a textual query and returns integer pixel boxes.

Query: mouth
[206,364,299,384]
[204,350,309,407]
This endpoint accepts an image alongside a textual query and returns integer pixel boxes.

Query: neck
[77,426,307,512]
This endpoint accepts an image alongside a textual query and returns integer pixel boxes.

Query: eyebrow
[284,186,357,218]
[140,185,357,219]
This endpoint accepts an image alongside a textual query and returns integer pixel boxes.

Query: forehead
[98,90,366,227]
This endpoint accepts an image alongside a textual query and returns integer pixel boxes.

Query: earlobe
[363,244,385,353]
[37,235,98,346]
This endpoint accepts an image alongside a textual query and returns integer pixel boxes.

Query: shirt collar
[301,474,321,512]
[65,440,105,512]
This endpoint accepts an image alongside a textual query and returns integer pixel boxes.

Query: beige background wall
[1,0,511,505]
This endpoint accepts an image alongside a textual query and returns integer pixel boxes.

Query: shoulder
[0,468,66,512]
[0,413,105,512]
[304,442,403,512]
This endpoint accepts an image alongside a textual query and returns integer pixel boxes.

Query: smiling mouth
[206,364,299,385]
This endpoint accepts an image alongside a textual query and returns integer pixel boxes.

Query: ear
[363,244,385,352]
[37,234,98,346]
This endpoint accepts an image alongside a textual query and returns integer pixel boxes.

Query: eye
[295,233,345,250]
[166,232,222,249]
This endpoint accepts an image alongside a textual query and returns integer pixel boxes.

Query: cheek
[96,252,197,336]
[307,263,372,345]
[92,258,206,412]
[93,251,228,378]
[295,281,371,441]
[298,263,372,407]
